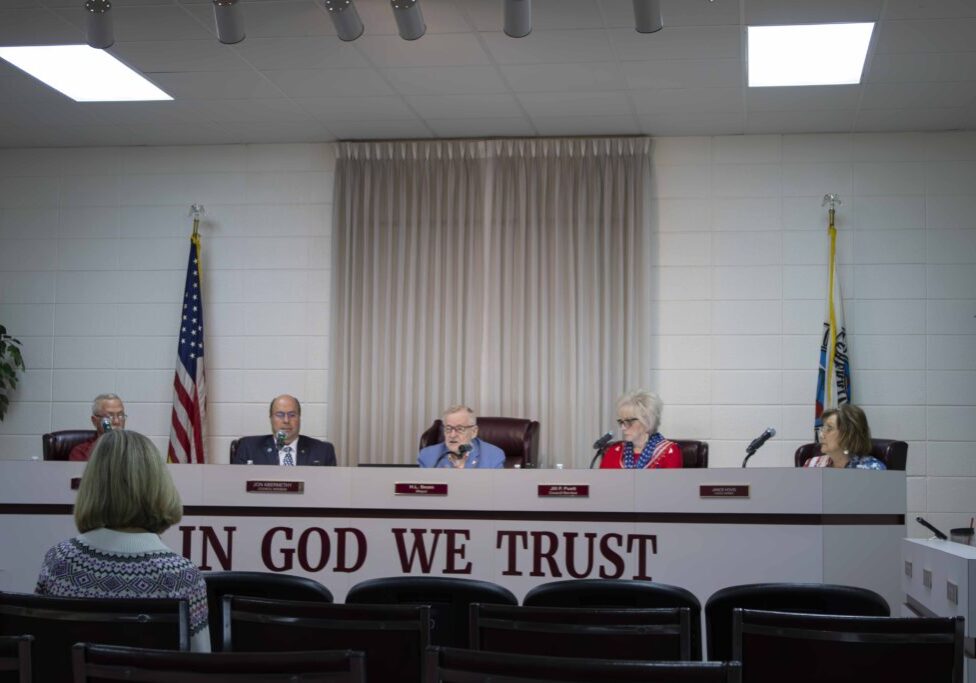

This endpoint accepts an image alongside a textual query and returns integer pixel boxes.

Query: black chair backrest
[705,582,889,661]
[470,603,692,662]
[346,576,517,648]
[733,609,963,683]
[0,635,31,683]
[0,592,188,682]
[425,646,742,683]
[522,579,703,660]
[674,439,709,468]
[224,595,429,683]
[419,418,540,468]
[794,438,908,470]
[42,430,96,461]
[72,642,367,682]
[203,570,333,651]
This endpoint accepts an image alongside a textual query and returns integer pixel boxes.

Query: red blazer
[600,439,682,469]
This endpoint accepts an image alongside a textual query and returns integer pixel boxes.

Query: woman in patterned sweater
[35,429,210,651]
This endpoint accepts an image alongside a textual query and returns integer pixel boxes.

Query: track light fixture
[84,0,114,49]
[324,0,364,41]
[504,0,531,38]
[213,0,245,44]
[391,0,425,41]
[633,0,663,33]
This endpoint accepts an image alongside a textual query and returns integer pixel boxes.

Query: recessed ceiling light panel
[748,23,875,87]
[0,45,172,102]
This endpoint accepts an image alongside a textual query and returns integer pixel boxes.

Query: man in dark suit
[231,394,337,466]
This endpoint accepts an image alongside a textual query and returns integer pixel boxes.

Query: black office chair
[203,570,334,651]
[224,595,429,683]
[0,635,31,683]
[794,438,907,470]
[41,429,96,460]
[419,418,540,468]
[346,576,517,648]
[522,579,703,660]
[705,582,889,661]
[0,592,188,682]
[425,646,742,683]
[733,609,963,683]
[72,643,367,682]
[470,603,692,661]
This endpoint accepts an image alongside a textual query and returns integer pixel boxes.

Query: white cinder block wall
[1,133,974,539]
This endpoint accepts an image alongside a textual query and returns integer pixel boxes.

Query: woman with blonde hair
[35,430,210,650]
[600,390,682,469]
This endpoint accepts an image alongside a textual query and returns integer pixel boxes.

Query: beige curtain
[331,138,651,466]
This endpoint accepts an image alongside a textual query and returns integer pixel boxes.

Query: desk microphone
[275,430,287,449]
[100,417,112,432]
[589,431,613,469]
[742,427,776,467]
[436,443,472,468]
[915,517,947,540]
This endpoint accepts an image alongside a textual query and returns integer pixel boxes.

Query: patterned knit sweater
[35,528,210,651]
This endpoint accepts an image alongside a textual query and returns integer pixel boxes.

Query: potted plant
[0,324,26,421]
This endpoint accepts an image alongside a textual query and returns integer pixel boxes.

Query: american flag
[168,233,207,463]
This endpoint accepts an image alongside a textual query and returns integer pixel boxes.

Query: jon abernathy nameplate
[538,484,590,498]
[699,484,750,498]
[395,483,448,496]
[246,480,305,494]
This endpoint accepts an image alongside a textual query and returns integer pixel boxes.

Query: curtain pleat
[331,138,650,466]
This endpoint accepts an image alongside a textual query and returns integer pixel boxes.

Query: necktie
[282,446,294,466]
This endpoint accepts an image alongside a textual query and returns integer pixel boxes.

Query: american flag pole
[168,205,208,464]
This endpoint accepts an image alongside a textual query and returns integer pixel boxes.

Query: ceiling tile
[149,70,283,100]
[532,114,640,136]
[0,8,80,44]
[610,25,741,62]
[406,93,524,119]
[519,91,631,118]
[855,107,970,131]
[89,5,215,41]
[747,85,861,112]
[621,59,742,89]
[639,110,746,136]
[215,121,336,143]
[112,40,254,72]
[866,52,976,82]
[481,29,615,64]
[357,33,491,67]
[501,62,625,92]
[325,118,432,140]
[426,116,536,138]
[295,95,418,121]
[745,0,883,24]
[383,65,510,95]
[263,68,395,97]
[632,87,744,114]
[182,0,335,39]
[352,0,473,36]
[875,17,976,53]
[883,0,976,20]
[861,81,976,109]
[235,36,371,70]
[599,0,742,28]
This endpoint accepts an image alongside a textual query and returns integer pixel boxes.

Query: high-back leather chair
[0,634,31,683]
[522,579,703,660]
[794,438,907,470]
[203,571,333,651]
[72,643,366,683]
[673,440,709,468]
[41,430,96,461]
[733,609,962,683]
[426,647,742,683]
[0,592,188,682]
[346,576,517,649]
[419,417,540,468]
[705,582,890,661]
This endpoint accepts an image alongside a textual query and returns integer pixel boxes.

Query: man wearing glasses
[417,405,505,468]
[231,394,337,466]
[69,393,128,461]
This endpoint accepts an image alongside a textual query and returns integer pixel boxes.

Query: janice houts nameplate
[246,480,305,494]
[538,484,589,497]
[699,484,749,498]
[395,483,448,496]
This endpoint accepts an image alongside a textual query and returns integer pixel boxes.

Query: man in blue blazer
[231,394,337,466]
[417,405,505,468]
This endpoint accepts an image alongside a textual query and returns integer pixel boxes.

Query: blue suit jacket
[231,434,336,466]
[417,437,506,468]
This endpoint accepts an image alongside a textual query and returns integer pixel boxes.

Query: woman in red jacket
[600,390,682,469]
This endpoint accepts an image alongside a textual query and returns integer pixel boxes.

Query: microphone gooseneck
[589,431,614,469]
[742,427,776,467]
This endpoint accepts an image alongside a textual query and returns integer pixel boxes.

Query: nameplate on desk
[246,481,304,494]
[700,484,749,498]
[70,477,81,490]
[395,483,448,496]
[538,484,589,498]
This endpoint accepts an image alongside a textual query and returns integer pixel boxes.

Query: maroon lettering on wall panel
[394,483,448,495]
[538,484,589,497]
[700,484,750,498]
[246,481,305,493]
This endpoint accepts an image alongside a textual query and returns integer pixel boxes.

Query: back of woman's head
[74,430,183,534]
